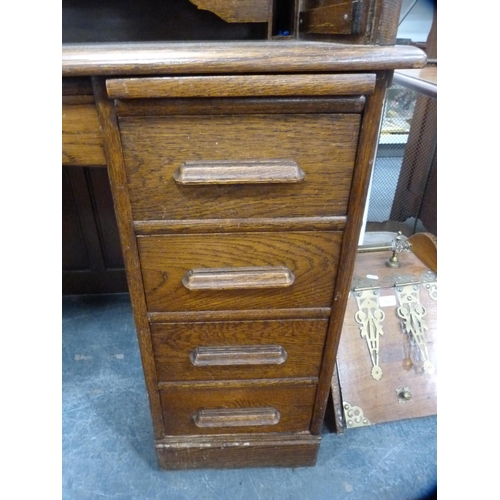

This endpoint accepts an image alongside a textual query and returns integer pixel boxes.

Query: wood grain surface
[160,382,316,435]
[300,0,402,46]
[189,0,270,23]
[190,345,287,366]
[137,231,342,311]
[155,433,320,469]
[148,307,332,323]
[91,78,165,439]
[62,42,427,76]
[106,74,376,99]
[371,0,402,45]
[134,216,346,235]
[172,159,305,185]
[61,2,428,470]
[151,319,328,381]
[62,104,106,166]
[301,2,353,35]
[181,266,296,290]
[120,113,360,220]
[193,407,280,428]
[408,232,437,274]
[115,96,367,117]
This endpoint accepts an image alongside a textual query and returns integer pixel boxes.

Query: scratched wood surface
[155,433,320,469]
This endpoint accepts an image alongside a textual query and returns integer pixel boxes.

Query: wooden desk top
[62,42,426,76]
[393,66,437,98]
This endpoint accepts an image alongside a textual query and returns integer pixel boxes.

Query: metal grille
[365,83,437,236]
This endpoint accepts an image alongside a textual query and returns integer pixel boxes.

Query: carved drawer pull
[173,159,305,185]
[182,266,295,290]
[193,407,280,428]
[190,345,288,366]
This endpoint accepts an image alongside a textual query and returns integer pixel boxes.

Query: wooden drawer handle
[193,407,280,428]
[190,345,288,366]
[173,159,305,185]
[182,266,295,290]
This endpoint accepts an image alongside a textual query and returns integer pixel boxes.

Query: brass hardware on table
[421,270,437,301]
[395,283,434,374]
[343,402,371,428]
[350,266,437,378]
[353,287,385,381]
[385,231,411,268]
[396,386,412,403]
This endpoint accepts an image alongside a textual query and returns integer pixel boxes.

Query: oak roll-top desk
[62,0,426,470]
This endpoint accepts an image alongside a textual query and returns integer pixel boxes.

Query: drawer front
[137,231,342,311]
[160,383,316,435]
[119,114,360,220]
[108,74,376,100]
[151,319,328,382]
[62,104,106,166]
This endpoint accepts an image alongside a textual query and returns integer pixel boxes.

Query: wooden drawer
[160,382,317,435]
[62,104,106,166]
[151,319,328,382]
[119,113,361,220]
[137,231,342,312]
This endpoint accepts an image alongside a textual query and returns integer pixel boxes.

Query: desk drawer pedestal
[91,71,391,469]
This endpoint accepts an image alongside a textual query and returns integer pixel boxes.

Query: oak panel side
[310,71,392,433]
[91,78,165,439]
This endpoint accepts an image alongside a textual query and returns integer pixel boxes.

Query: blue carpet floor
[62,294,437,500]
